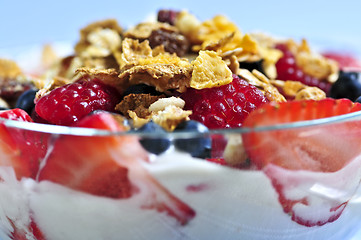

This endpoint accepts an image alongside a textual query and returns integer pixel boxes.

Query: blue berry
[330,71,361,101]
[238,60,265,74]
[355,96,361,103]
[15,88,37,114]
[137,121,171,155]
[122,84,161,97]
[174,120,211,158]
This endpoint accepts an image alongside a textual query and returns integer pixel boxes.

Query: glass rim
[1,109,361,138]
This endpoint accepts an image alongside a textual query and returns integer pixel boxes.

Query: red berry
[35,78,121,126]
[0,109,47,179]
[0,108,33,121]
[242,98,361,226]
[181,75,268,129]
[275,43,332,94]
[38,111,195,224]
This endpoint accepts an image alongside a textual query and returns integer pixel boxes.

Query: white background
[0,0,360,54]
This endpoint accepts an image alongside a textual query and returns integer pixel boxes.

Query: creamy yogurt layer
[1,150,361,240]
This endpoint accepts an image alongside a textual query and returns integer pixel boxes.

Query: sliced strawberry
[242,98,361,226]
[37,112,133,198]
[38,112,195,224]
[206,157,227,165]
[0,109,46,179]
[10,217,45,240]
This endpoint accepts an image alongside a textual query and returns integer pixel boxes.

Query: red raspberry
[275,43,331,94]
[181,75,268,129]
[35,79,121,126]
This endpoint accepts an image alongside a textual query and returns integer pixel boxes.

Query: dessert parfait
[1,9,361,240]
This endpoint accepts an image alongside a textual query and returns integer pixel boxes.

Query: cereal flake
[190,50,233,89]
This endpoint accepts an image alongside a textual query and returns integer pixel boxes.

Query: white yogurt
[1,151,361,240]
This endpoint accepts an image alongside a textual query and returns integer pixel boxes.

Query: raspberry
[275,43,331,94]
[35,79,121,126]
[181,75,268,129]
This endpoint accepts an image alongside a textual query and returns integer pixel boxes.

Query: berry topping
[35,78,121,126]
[238,60,265,74]
[242,98,361,226]
[329,71,361,101]
[181,75,268,129]
[15,88,38,114]
[275,43,331,94]
[174,120,211,158]
[136,121,171,155]
[38,112,134,198]
[0,109,46,179]
[0,108,32,122]
[38,111,195,224]
[157,9,179,25]
[122,84,162,97]
[10,218,45,240]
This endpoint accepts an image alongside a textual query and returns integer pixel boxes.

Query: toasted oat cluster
[1,9,346,131]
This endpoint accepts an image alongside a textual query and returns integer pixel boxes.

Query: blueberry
[15,89,38,114]
[174,120,211,158]
[137,121,171,155]
[122,84,162,97]
[355,96,361,103]
[238,60,265,74]
[330,71,361,101]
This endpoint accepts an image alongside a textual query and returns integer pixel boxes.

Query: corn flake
[118,39,192,93]
[284,39,339,82]
[115,93,163,118]
[0,59,23,80]
[238,69,286,102]
[75,19,123,57]
[151,105,192,131]
[190,50,232,89]
[270,79,326,100]
[117,38,153,69]
[124,22,178,40]
[174,10,201,44]
[74,67,127,92]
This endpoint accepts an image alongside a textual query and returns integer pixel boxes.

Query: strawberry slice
[38,111,195,224]
[10,217,45,240]
[242,98,361,226]
[0,108,46,179]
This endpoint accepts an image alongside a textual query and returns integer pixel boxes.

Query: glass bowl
[1,107,361,240]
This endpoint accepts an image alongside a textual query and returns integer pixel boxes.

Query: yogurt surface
[1,150,361,240]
